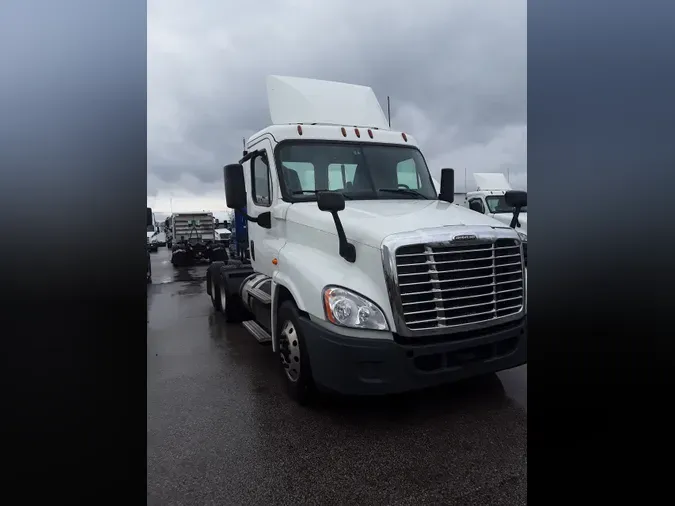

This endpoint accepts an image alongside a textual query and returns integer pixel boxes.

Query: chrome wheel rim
[279,320,300,382]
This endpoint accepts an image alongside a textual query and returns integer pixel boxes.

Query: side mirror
[224,162,272,229]
[146,207,153,227]
[317,191,346,212]
[257,212,272,229]
[504,190,527,209]
[224,164,246,210]
[438,168,455,203]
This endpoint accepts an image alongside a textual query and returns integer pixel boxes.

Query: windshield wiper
[292,190,353,200]
[377,188,429,199]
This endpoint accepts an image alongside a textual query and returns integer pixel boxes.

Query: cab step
[242,320,272,344]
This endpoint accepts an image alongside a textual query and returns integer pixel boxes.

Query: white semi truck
[206,76,527,404]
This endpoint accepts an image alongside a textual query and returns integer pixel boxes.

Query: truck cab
[206,76,527,403]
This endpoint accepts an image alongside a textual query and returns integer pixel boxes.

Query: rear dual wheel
[210,268,247,323]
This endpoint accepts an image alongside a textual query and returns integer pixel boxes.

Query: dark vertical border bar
[529,0,675,500]
[0,0,147,501]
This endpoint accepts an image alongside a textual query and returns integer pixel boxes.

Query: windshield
[276,142,438,201]
[485,195,527,214]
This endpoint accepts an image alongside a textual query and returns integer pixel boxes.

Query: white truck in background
[214,217,232,247]
[206,76,527,404]
[215,227,232,249]
[461,173,527,265]
[146,210,159,253]
[464,173,527,234]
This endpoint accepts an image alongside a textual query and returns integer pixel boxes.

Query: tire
[216,267,248,323]
[209,247,228,263]
[171,250,188,267]
[208,276,221,311]
[277,301,315,405]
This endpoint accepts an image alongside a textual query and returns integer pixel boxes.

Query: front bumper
[300,316,527,396]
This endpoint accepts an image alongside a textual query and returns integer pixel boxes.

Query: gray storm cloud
[148,0,526,202]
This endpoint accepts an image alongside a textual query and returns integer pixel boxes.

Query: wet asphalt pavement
[147,248,527,505]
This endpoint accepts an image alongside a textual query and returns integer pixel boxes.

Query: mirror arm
[510,206,522,229]
[329,211,356,263]
[237,209,258,223]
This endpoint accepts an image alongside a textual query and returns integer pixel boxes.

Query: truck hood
[285,200,513,249]
[491,213,527,235]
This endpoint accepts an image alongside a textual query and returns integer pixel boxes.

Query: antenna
[507,168,511,183]
[387,96,391,128]
[464,168,467,192]
[242,137,246,149]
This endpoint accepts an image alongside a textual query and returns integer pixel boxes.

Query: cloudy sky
[147,0,526,215]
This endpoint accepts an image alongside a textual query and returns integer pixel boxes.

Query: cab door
[246,138,283,277]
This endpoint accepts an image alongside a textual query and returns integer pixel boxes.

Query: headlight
[517,231,527,242]
[322,286,389,331]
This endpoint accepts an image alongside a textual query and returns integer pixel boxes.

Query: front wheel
[277,301,315,405]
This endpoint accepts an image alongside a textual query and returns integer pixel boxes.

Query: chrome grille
[394,239,524,331]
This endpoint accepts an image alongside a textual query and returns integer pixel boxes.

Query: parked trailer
[170,212,227,267]
[207,76,527,404]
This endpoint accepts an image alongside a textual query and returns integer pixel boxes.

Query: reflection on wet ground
[147,248,527,505]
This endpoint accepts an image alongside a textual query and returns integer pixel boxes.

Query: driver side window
[469,198,485,214]
[252,153,272,207]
